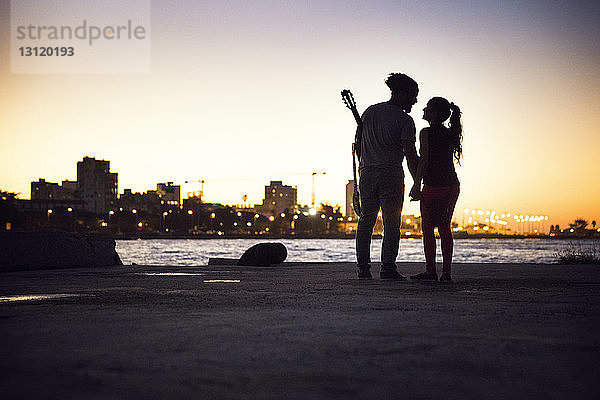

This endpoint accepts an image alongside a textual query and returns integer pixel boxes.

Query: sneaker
[357,266,372,280]
[380,269,407,281]
[410,271,438,281]
[439,273,452,282]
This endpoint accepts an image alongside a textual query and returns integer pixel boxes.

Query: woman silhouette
[409,97,462,281]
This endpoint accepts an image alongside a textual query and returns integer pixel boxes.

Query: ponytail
[449,102,463,164]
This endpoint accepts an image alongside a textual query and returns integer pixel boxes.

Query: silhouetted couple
[355,73,462,282]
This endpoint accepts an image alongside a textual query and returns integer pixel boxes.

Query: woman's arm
[409,128,429,200]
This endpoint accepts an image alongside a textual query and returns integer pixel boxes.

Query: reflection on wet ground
[140,272,205,276]
[0,294,87,302]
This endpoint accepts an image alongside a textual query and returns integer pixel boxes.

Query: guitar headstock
[341,89,356,111]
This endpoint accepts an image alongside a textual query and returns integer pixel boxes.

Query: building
[345,180,358,218]
[254,180,297,217]
[77,157,118,214]
[31,179,78,201]
[118,189,161,214]
[156,182,181,208]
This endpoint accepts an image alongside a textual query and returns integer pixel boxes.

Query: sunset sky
[1,0,599,228]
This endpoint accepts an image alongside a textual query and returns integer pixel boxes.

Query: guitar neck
[350,107,361,127]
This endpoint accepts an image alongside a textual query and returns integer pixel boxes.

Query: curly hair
[385,73,418,94]
[427,97,463,164]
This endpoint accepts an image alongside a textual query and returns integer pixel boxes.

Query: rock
[0,231,122,272]
[237,242,287,266]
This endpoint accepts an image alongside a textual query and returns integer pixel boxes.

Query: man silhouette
[355,73,419,280]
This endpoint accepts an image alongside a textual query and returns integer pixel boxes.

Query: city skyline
[18,155,560,233]
[1,1,599,228]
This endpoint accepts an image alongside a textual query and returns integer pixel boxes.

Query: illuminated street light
[132,209,137,214]
[109,210,114,215]
[188,210,193,215]
[269,216,275,221]
[67,207,73,212]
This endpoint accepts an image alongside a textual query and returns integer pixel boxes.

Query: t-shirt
[422,126,460,187]
[358,102,416,171]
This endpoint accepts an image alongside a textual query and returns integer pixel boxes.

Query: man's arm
[407,129,428,200]
[402,139,419,181]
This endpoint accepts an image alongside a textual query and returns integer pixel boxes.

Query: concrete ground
[1,262,599,399]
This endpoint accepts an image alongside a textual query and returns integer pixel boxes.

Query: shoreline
[113,233,580,240]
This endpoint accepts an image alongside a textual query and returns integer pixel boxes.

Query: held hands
[409,183,421,201]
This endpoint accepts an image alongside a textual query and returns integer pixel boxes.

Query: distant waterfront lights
[269,216,275,221]
[137,222,143,227]
[101,222,108,227]
[254,213,259,219]
[211,213,216,218]
[119,207,123,211]
[67,207,72,212]
[293,215,298,219]
[246,222,252,227]
[187,210,193,215]
[109,210,114,215]
[281,213,285,218]
[237,212,242,217]
[47,209,52,214]
[321,214,326,219]
[132,209,137,214]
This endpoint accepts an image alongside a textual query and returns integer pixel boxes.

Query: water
[115,238,600,266]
